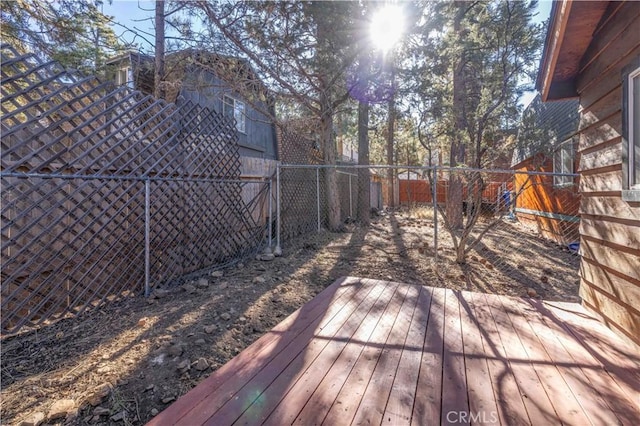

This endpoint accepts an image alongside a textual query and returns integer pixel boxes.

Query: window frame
[553,139,574,187]
[622,57,640,202]
[223,95,246,134]
[116,66,133,88]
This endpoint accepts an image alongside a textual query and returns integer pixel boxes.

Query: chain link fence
[1,45,271,333]
[276,164,581,296]
[1,42,582,333]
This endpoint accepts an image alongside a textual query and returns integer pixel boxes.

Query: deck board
[350,284,420,425]
[382,286,432,425]
[467,292,529,426]
[148,277,640,426]
[294,281,401,424]
[482,292,559,425]
[458,291,500,425]
[410,287,445,426]
[497,293,593,425]
[440,289,470,426]
[322,283,409,425]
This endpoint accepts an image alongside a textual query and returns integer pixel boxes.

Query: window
[115,66,133,88]
[622,58,640,201]
[553,139,574,186]
[223,95,246,133]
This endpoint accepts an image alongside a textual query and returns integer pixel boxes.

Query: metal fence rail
[1,45,270,333]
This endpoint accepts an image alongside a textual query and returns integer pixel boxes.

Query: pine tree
[409,0,543,262]
[190,1,364,231]
[1,0,126,75]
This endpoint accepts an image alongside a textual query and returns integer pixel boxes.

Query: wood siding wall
[575,3,640,345]
[513,155,581,244]
[181,71,278,160]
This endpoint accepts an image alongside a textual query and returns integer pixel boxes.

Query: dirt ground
[1,209,580,425]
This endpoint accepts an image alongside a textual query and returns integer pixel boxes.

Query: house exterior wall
[108,55,278,163]
[575,5,640,345]
[107,54,154,94]
[513,154,581,244]
[180,69,278,161]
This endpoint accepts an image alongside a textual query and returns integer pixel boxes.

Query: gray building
[106,50,278,160]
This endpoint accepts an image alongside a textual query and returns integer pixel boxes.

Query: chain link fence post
[144,178,151,298]
[349,173,353,218]
[268,177,273,250]
[316,166,321,233]
[433,166,438,263]
[274,165,282,256]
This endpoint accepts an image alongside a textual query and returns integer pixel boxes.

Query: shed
[512,95,581,244]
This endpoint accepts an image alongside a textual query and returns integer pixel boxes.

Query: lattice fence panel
[1,44,266,333]
[279,167,321,240]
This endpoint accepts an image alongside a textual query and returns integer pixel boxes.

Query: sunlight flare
[369,4,405,53]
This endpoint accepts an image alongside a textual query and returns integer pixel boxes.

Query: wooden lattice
[1,44,266,334]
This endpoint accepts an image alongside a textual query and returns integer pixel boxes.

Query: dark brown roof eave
[537,0,574,102]
[536,1,562,93]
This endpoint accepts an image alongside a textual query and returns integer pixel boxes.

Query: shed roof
[106,49,273,105]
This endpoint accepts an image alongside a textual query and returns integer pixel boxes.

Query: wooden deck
[148,277,640,425]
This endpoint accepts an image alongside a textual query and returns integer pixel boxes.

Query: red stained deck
[148,277,640,425]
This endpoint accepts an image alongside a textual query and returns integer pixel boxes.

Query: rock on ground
[19,411,45,426]
[47,399,75,421]
[92,407,110,416]
[110,411,126,422]
[176,359,190,373]
[194,358,209,371]
[167,344,183,357]
[153,289,170,299]
[86,383,112,406]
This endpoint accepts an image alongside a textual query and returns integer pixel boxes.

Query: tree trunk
[386,92,395,208]
[455,235,467,263]
[357,99,370,224]
[446,142,464,230]
[321,109,342,231]
[447,2,467,230]
[154,0,165,100]
[311,4,342,232]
